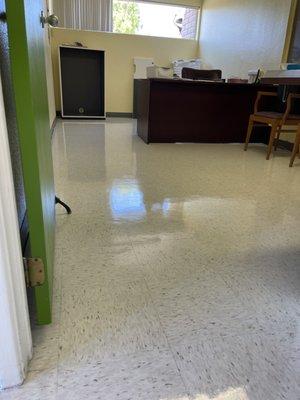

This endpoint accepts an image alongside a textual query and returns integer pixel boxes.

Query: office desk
[136,79,276,143]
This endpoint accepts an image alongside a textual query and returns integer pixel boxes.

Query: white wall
[199,0,292,78]
[0,71,32,390]
[51,28,198,113]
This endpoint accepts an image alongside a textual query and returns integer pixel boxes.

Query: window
[53,0,199,39]
[113,0,199,39]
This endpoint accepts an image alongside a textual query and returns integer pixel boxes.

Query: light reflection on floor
[191,387,249,400]
[109,179,146,221]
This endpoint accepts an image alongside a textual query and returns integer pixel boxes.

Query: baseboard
[277,139,293,151]
[104,112,133,118]
[0,361,26,390]
[56,111,133,119]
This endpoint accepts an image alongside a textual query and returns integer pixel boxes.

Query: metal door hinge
[23,258,45,287]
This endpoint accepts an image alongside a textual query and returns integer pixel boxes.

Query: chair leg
[244,118,254,151]
[289,129,300,167]
[274,126,282,151]
[266,122,279,160]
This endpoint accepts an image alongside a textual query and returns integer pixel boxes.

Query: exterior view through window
[113,0,199,39]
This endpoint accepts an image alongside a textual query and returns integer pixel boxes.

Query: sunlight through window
[113,0,199,39]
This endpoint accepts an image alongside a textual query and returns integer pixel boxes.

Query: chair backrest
[283,93,300,124]
[182,67,222,81]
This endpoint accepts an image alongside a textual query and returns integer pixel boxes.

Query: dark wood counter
[136,78,276,143]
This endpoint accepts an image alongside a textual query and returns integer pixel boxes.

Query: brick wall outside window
[181,9,198,39]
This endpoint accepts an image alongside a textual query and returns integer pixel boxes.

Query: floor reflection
[192,387,249,400]
[61,121,106,182]
[109,178,146,221]
[151,199,171,216]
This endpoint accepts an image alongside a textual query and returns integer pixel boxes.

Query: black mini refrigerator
[59,46,105,118]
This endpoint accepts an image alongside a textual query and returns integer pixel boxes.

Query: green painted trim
[6,0,54,324]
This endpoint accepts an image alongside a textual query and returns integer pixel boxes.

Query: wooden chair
[289,125,300,167]
[244,92,300,160]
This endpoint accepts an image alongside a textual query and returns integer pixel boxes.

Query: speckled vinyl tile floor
[1,118,299,400]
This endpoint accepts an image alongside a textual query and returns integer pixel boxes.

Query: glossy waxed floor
[2,118,300,400]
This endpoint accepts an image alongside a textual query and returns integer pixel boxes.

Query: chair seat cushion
[254,111,283,119]
[287,114,300,120]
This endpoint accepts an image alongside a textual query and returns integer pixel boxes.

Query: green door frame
[6,0,55,324]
